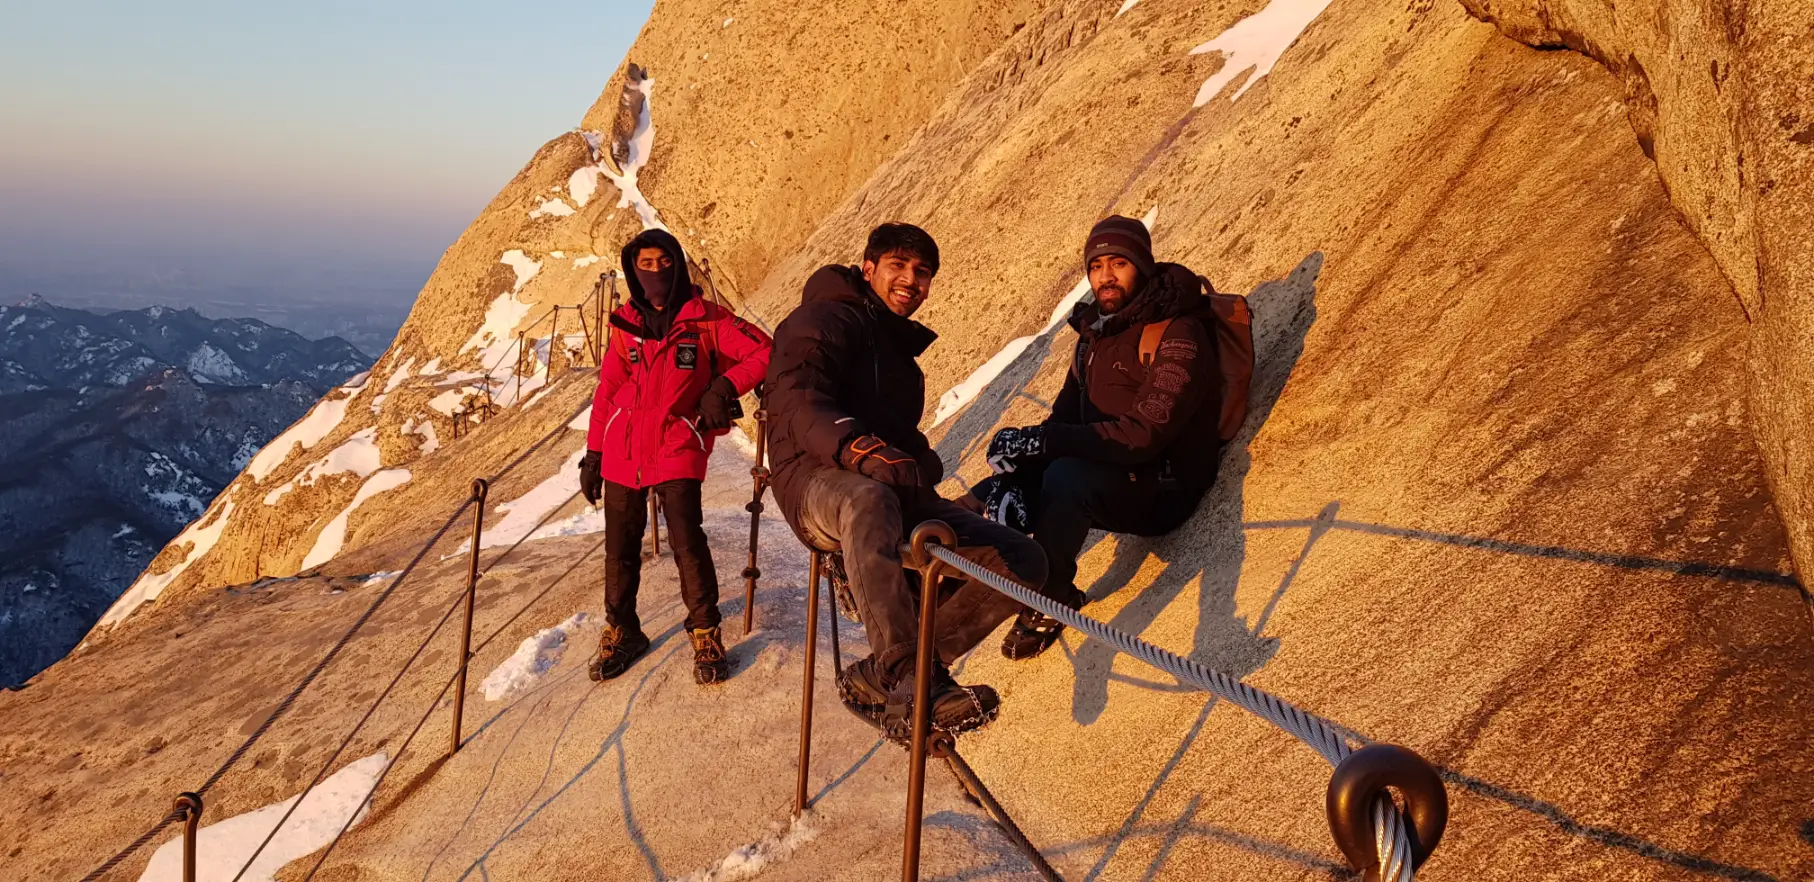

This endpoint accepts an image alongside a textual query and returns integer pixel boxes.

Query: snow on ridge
[135,753,387,882]
[480,611,590,701]
[599,77,667,231]
[185,341,249,384]
[263,427,382,506]
[573,254,600,269]
[1116,0,1141,15]
[460,250,542,362]
[301,469,412,570]
[402,416,441,455]
[529,198,576,218]
[247,395,355,481]
[1190,0,1335,105]
[99,500,237,628]
[931,206,1158,427]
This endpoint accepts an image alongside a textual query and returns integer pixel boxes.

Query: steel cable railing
[80,393,593,881]
[915,532,1448,882]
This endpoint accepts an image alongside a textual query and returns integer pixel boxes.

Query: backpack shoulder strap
[1139,318,1174,367]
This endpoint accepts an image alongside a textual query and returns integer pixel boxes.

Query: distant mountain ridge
[0,296,372,687]
[0,294,370,393]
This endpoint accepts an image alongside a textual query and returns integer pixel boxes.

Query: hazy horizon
[1,0,655,328]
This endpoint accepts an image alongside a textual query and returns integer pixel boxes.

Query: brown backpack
[1138,277,1254,442]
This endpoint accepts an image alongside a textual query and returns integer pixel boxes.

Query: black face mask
[635,265,672,309]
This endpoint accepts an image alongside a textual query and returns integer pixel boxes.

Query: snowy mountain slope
[0,295,369,392]
[0,296,371,688]
[7,0,1812,879]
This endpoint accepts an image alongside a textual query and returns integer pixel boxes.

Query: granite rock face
[1460,0,1814,585]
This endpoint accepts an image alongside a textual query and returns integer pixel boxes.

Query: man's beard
[1096,284,1127,313]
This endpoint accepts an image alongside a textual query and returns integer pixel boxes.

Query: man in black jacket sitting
[765,223,1050,738]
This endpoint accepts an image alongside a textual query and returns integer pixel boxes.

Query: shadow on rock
[1067,252,1323,726]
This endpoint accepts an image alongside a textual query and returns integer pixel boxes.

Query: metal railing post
[451,478,488,755]
[795,550,824,817]
[903,520,956,882]
[742,404,769,635]
[646,494,662,560]
[173,791,203,882]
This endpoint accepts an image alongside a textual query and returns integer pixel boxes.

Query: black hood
[802,265,937,356]
[1069,263,1204,340]
[620,228,696,315]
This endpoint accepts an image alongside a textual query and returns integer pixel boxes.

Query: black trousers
[1028,457,1205,604]
[603,478,720,633]
[796,469,1051,673]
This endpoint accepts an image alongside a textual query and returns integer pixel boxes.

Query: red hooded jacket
[587,229,772,487]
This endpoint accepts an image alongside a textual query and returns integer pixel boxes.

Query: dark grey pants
[797,469,1050,672]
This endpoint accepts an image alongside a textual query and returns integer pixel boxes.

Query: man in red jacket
[579,228,772,685]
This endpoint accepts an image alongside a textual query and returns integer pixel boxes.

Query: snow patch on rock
[301,469,412,570]
[135,753,387,882]
[99,500,237,627]
[600,76,667,231]
[1190,0,1335,104]
[247,395,355,481]
[480,611,590,701]
[529,198,576,218]
[479,449,585,550]
[666,811,819,882]
[263,428,382,506]
[185,342,248,384]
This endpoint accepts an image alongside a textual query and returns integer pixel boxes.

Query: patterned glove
[578,449,604,505]
[986,425,1047,474]
[979,476,1032,534]
[840,434,924,488]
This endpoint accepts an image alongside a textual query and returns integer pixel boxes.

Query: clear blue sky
[0,0,653,303]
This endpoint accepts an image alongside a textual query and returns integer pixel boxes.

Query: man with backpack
[974,215,1250,660]
[579,228,773,685]
[766,222,1051,740]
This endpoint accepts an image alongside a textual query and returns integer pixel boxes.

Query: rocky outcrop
[1459,0,1814,587]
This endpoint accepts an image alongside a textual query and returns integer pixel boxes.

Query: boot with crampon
[689,627,729,685]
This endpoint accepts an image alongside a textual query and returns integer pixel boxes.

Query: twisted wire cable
[925,544,1416,879]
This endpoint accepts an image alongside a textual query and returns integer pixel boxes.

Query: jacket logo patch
[675,342,699,370]
[1153,363,1190,394]
[1136,395,1174,425]
[1158,338,1198,360]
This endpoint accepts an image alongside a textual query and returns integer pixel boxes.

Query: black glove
[695,376,738,432]
[578,449,603,505]
[986,425,1047,473]
[839,434,923,489]
[976,474,1033,534]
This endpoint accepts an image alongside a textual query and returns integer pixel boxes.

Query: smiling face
[861,250,934,317]
[1089,254,1141,314]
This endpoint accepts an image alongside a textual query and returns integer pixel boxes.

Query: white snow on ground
[478,449,585,550]
[568,405,593,431]
[149,491,205,518]
[1190,0,1335,104]
[1116,0,1141,15]
[185,342,248,384]
[301,469,412,570]
[600,77,667,230]
[529,197,576,218]
[340,370,372,390]
[666,811,819,882]
[263,428,382,506]
[418,357,443,376]
[402,416,441,454]
[428,387,483,416]
[573,255,600,269]
[99,501,237,627]
[135,753,387,882]
[931,206,1158,427]
[480,611,590,701]
[724,426,763,464]
[372,357,416,413]
[722,16,735,27]
[361,570,401,587]
[247,395,354,481]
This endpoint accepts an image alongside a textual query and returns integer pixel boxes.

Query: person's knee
[841,480,901,532]
[1040,457,1095,503]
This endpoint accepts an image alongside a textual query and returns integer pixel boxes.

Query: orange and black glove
[838,434,923,489]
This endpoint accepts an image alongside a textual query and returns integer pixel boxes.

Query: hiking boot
[1000,587,1086,661]
[588,625,650,682]
[689,627,729,685]
[824,551,861,624]
[837,655,1000,742]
